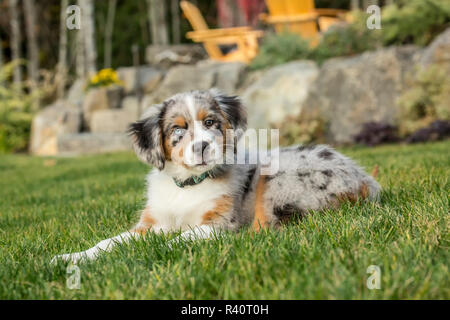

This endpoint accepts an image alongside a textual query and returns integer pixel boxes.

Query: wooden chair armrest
[187,31,264,44]
[186,30,264,41]
[314,8,347,17]
[187,27,252,36]
[260,12,319,24]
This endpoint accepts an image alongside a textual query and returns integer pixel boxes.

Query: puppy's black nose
[192,141,209,155]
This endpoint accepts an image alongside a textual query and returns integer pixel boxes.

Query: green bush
[381,0,450,46]
[397,64,450,136]
[278,110,327,146]
[0,61,40,153]
[311,16,380,64]
[251,0,449,69]
[249,32,311,70]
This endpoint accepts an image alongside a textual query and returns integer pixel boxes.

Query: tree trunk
[9,0,22,85]
[57,0,69,98]
[23,0,40,86]
[76,0,86,78]
[171,0,180,44]
[351,0,359,10]
[104,0,117,68]
[0,34,4,86]
[147,0,169,45]
[0,34,4,70]
[79,0,97,75]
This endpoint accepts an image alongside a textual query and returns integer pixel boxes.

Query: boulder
[302,46,421,144]
[57,133,132,156]
[66,78,86,107]
[241,60,319,129]
[420,27,450,67]
[82,85,124,128]
[146,44,207,68]
[122,96,141,115]
[149,61,247,103]
[90,109,139,134]
[30,101,82,155]
[117,66,163,95]
[210,61,247,95]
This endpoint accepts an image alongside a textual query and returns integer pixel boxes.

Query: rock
[212,61,247,95]
[82,85,124,128]
[90,109,139,134]
[57,133,132,156]
[122,96,141,115]
[420,27,450,67]
[149,64,215,103]
[30,101,82,155]
[67,78,86,107]
[117,66,163,94]
[149,61,247,103]
[303,46,421,144]
[241,60,319,129]
[146,44,207,68]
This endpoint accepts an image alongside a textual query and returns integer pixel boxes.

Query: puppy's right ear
[128,105,165,170]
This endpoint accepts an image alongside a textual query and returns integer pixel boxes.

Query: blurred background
[0,0,448,156]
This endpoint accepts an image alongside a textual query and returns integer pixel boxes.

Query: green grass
[0,141,448,299]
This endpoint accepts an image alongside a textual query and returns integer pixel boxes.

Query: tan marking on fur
[174,116,187,128]
[336,182,370,205]
[201,195,233,224]
[132,207,155,235]
[164,136,173,160]
[252,176,269,231]
[196,109,209,121]
[371,165,379,178]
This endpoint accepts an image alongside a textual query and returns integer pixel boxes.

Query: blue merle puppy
[52,89,381,264]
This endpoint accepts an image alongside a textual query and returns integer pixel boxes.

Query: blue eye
[174,128,185,135]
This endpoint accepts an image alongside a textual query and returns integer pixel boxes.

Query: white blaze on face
[183,96,221,167]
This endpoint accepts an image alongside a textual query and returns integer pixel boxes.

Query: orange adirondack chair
[260,0,348,45]
[180,1,264,63]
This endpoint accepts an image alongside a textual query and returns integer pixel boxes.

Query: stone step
[57,133,133,156]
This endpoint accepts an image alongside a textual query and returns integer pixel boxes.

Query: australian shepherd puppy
[52,89,381,264]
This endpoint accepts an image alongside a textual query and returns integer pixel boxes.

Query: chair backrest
[285,0,315,15]
[265,0,318,44]
[180,1,209,31]
[180,1,223,60]
[265,0,287,16]
[266,0,315,16]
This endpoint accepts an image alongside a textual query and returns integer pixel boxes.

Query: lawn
[0,141,448,299]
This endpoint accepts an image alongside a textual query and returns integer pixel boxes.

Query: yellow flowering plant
[86,68,123,90]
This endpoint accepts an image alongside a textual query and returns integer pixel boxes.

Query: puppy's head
[128,90,247,175]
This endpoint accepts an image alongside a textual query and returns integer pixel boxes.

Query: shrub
[354,122,399,146]
[249,32,310,70]
[278,110,327,146]
[311,20,379,64]
[406,120,450,143]
[397,64,450,136]
[251,0,449,69]
[0,61,40,153]
[381,0,450,46]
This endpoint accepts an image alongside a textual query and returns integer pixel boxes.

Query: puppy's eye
[204,119,215,127]
[174,127,185,135]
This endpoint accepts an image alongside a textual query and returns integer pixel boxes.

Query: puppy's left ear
[128,104,165,170]
[212,90,247,137]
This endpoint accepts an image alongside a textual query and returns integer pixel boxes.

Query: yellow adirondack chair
[260,0,348,45]
[180,1,264,63]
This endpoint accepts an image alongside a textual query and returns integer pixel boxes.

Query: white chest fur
[146,170,230,232]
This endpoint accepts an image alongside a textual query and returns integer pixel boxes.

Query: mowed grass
[0,141,448,299]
